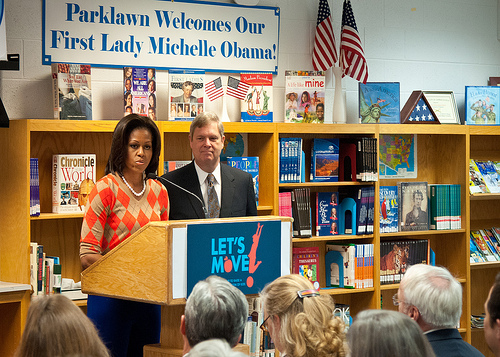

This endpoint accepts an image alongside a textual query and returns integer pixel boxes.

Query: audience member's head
[260,274,345,357]
[485,272,500,356]
[347,309,435,357]
[182,275,248,353]
[398,264,461,331]
[14,294,110,357]
[188,338,248,357]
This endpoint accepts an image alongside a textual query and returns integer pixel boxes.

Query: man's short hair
[488,272,500,327]
[413,190,424,200]
[189,112,224,139]
[184,275,248,348]
[400,264,461,329]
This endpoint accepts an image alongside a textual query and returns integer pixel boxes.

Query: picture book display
[123,67,156,120]
[359,82,400,123]
[379,134,417,179]
[398,182,429,232]
[310,138,339,182]
[52,154,96,213]
[292,246,320,290]
[380,239,429,284]
[285,70,325,123]
[475,160,500,193]
[379,186,398,233]
[168,70,205,121]
[226,156,259,205]
[465,86,500,125]
[315,192,339,236]
[240,73,273,122]
[52,63,92,120]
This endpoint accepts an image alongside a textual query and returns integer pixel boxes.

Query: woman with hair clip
[79,114,169,357]
[260,274,346,357]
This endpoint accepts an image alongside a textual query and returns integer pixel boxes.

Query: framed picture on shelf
[422,91,461,124]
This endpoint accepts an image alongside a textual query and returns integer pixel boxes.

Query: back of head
[185,275,248,348]
[106,114,161,176]
[15,295,109,357]
[189,112,224,138]
[260,274,345,357]
[400,264,461,328]
[188,339,248,357]
[488,272,500,327]
[347,310,435,357]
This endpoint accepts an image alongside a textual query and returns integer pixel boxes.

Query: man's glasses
[392,293,403,306]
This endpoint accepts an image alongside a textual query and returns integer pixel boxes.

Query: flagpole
[332,66,347,124]
[220,85,231,122]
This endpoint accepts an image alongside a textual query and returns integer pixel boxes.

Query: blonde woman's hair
[14,294,110,357]
[260,274,345,357]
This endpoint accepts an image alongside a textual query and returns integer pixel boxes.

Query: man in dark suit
[396,264,483,357]
[161,112,257,220]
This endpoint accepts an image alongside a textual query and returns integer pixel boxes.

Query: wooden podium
[81,216,292,357]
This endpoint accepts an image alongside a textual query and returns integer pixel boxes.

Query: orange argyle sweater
[80,173,169,257]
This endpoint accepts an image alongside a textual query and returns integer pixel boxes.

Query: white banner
[42,0,280,74]
[0,0,6,61]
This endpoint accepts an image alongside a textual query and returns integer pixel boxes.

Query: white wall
[1,0,500,123]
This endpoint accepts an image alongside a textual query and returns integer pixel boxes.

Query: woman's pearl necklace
[121,175,146,197]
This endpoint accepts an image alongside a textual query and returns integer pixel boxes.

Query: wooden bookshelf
[0,120,479,352]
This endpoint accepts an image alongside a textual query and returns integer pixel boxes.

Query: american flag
[312,0,338,71]
[227,77,251,100]
[205,77,224,101]
[340,0,368,84]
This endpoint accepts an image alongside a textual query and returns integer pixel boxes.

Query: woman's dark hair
[105,114,161,176]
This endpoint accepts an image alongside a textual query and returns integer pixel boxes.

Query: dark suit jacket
[426,328,484,357]
[161,161,257,220]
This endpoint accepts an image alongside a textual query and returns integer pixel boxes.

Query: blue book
[359,82,400,124]
[311,138,339,182]
[354,187,370,235]
[366,187,375,234]
[315,192,339,236]
[465,86,500,125]
[226,157,259,205]
[379,186,399,233]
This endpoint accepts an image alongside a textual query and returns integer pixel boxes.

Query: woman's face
[123,128,153,177]
[126,94,132,107]
[149,95,155,107]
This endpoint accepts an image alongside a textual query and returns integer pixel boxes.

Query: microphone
[147,173,208,219]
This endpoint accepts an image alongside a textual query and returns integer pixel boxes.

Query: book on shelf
[30,158,40,217]
[292,246,320,290]
[356,137,378,182]
[52,63,92,120]
[429,184,462,230]
[470,236,486,263]
[29,242,38,295]
[284,70,325,123]
[339,141,357,182]
[52,154,96,213]
[398,182,429,232]
[469,159,490,194]
[475,160,500,193]
[278,191,293,218]
[310,138,339,182]
[123,67,156,120]
[240,73,273,122]
[227,156,259,205]
[353,187,369,235]
[380,239,429,285]
[358,82,400,124]
[163,160,191,173]
[326,243,374,289]
[379,186,398,233]
[379,134,417,179]
[291,188,312,238]
[168,69,205,121]
[366,187,375,234]
[470,230,497,262]
[279,137,303,183]
[315,192,339,236]
[465,86,500,125]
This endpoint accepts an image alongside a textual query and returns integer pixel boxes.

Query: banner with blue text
[187,220,281,296]
[42,0,280,73]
